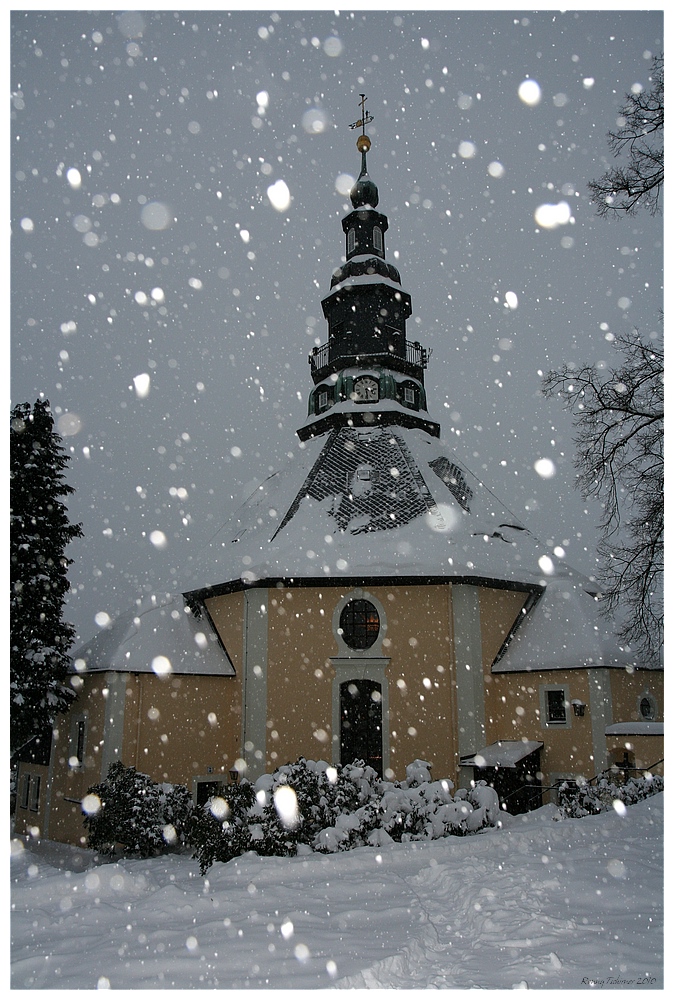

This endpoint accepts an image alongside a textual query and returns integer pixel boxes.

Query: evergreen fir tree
[10,399,83,761]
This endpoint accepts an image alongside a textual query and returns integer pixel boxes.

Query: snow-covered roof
[299,385,437,438]
[461,741,544,769]
[69,593,235,677]
[178,423,634,672]
[491,574,633,672]
[322,271,407,299]
[605,722,664,736]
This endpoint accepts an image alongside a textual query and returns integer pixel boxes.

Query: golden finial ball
[356,134,371,153]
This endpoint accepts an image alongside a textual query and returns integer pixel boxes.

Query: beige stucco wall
[43,671,111,844]
[41,582,660,847]
[43,591,245,846]
[380,585,456,781]
[260,584,459,780]
[13,762,50,838]
[484,668,596,781]
[207,583,464,783]
[607,667,664,775]
[122,672,242,790]
[479,587,529,667]
[609,668,664,723]
[264,586,336,768]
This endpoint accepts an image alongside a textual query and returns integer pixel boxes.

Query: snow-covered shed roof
[605,722,664,736]
[461,741,544,769]
[69,593,235,677]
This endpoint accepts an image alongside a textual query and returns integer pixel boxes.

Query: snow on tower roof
[177,424,634,672]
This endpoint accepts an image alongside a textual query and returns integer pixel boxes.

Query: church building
[15,99,663,846]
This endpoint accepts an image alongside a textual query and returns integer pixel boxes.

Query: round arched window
[339,599,380,650]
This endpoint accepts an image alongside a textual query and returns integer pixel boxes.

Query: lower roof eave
[183,573,544,607]
[491,659,636,673]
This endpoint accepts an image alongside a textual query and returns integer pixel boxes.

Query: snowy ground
[10,795,662,990]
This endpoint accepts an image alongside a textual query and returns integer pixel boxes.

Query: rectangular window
[69,715,87,768]
[195,780,222,808]
[318,391,328,410]
[347,228,356,254]
[76,719,86,763]
[28,775,41,812]
[373,226,383,252]
[19,773,31,810]
[546,689,567,725]
[404,386,415,404]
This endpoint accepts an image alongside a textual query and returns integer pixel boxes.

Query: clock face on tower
[353,376,379,402]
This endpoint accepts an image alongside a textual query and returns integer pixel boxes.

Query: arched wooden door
[340,678,383,776]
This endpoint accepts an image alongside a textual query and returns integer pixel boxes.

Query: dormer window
[373,226,383,252]
[314,386,331,413]
[347,228,356,254]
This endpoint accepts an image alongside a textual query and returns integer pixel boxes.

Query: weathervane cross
[349,93,374,133]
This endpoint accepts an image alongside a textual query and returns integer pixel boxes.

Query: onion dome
[350,144,379,209]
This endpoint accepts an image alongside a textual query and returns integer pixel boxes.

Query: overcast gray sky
[11,8,663,642]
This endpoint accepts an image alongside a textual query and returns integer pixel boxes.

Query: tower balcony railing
[309,339,429,378]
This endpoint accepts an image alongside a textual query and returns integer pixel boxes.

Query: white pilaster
[452,584,486,787]
[100,671,128,780]
[242,589,269,781]
[588,668,613,776]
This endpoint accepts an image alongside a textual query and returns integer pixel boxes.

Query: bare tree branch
[542,327,663,663]
[588,55,663,217]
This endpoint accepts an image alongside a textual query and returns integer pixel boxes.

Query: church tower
[299,95,440,442]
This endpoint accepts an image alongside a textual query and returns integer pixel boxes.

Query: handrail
[309,338,429,373]
[497,758,664,811]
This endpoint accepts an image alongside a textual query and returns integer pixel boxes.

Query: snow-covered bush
[190,758,501,873]
[557,772,663,819]
[190,758,362,873]
[82,761,193,857]
[188,780,257,873]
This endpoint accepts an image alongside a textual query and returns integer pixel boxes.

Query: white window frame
[332,589,388,658]
[373,226,383,252]
[329,591,392,777]
[638,691,658,720]
[540,684,571,729]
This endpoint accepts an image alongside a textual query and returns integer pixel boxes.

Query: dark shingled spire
[350,149,379,208]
